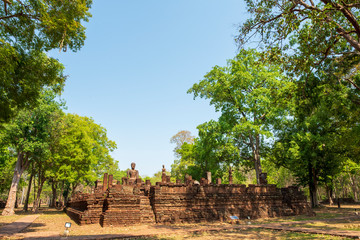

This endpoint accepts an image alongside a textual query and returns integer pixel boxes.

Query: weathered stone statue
[127,162,139,184]
[259,172,268,185]
[162,165,167,183]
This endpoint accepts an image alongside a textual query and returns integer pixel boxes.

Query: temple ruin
[65,163,312,226]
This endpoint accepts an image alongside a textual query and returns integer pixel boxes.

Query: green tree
[170,130,195,181]
[272,70,354,207]
[188,49,293,183]
[0,146,16,197]
[192,121,240,181]
[170,130,194,158]
[52,113,116,199]
[1,91,61,215]
[171,142,196,181]
[0,0,92,123]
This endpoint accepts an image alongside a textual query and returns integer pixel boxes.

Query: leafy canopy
[0,0,92,123]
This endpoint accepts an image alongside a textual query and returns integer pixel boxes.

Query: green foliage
[236,0,360,205]
[0,146,16,196]
[188,49,293,183]
[1,91,62,163]
[0,48,66,123]
[261,158,295,188]
[170,130,194,159]
[50,113,117,189]
[0,0,92,52]
[238,0,360,71]
[0,90,117,205]
[110,169,127,182]
[0,0,92,123]
[171,142,196,181]
[270,67,357,206]
[171,121,240,182]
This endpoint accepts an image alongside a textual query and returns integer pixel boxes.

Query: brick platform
[66,173,312,226]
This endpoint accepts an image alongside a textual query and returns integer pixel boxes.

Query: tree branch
[344,77,360,92]
[0,13,25,20]
[321,0,360,39]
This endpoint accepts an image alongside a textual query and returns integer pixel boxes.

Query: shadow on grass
[19,234,169,240]
[151,222,226,231]
[20,222,47,233]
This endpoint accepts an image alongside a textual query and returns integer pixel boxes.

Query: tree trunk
[309,182,319,208]
[33,174,36,209]
[20,186,25,206]
[32,178,45,213]
[253,134,262,184]
[326,185,334,205]
[58,183,64,207]
[308,163,319,208]
[349,173,358,202]
[2,152,27,216]
[23,172,33,211]
[50,182,57,208]
[63,185,70,206]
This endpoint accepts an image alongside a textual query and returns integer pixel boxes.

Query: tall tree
[1,91,61,215]
[172,121,240,181]
[188,49,293,183]
[170,130,194,158]
[272,69,354,207]
[50,113,117,198]
[0,0,92,123]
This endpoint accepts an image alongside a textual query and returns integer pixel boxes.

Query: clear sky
[50,0,248,177]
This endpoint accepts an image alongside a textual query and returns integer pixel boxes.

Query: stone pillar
[216,178,222,185]
[206,172,212,184]
[108,175,113,189]
[103,173,108,192]
[186,176,193,185]
[176,179,181,184]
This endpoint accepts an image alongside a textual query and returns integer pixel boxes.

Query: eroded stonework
[66,166,312,226]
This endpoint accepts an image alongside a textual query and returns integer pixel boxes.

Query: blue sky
[51,0,248,177]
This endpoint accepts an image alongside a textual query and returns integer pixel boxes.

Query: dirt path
[0,215,39,237]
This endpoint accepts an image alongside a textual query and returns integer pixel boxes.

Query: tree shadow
[20,222,47,233]
[20,234,165,240]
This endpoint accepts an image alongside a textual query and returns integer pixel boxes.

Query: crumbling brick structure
[151,183,310,223]
[66,165,312,226]
[65,192,105,225]
[100,185,155,226]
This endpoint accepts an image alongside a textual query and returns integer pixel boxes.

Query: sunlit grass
[2,204,360,239]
